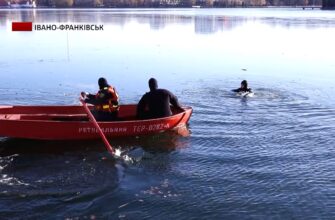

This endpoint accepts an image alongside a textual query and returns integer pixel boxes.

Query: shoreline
[0,6,327,10]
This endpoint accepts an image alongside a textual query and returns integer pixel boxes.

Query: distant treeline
[1,0,324,8]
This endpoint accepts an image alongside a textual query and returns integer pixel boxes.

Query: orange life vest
[95,86,119,112]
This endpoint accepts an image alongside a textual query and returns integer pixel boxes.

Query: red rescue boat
[0,105,192,140]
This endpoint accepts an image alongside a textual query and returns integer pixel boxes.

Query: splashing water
[114,148,134,163]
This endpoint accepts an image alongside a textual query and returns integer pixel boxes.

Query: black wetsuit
[232,88,252,93]
[137,89,182,119]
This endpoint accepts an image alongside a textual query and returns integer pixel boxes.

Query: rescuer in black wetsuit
[137,78,183,119]
[81,77,119,121]
[232,80,252,93]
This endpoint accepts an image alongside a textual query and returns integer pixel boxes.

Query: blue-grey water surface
[0,8,335,219]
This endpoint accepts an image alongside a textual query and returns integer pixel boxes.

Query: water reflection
[2,9,335,35]
[1,9,334,104]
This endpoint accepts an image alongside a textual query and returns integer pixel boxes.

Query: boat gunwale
[0,105,192,124]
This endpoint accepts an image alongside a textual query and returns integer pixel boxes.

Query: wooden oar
[80,99,117,157]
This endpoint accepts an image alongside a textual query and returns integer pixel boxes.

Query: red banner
[12,22,33,31]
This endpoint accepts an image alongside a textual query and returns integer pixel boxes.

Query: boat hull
[0,105,192,140]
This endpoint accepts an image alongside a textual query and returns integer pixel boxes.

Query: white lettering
[79,127,127,133]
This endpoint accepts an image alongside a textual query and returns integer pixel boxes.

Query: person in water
[137,78,183,119]
[232,80,252,93]
[81,77,119,121]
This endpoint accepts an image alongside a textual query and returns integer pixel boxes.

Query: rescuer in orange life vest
[81,77,119,121]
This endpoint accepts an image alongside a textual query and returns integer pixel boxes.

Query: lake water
[0,8,335,219]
